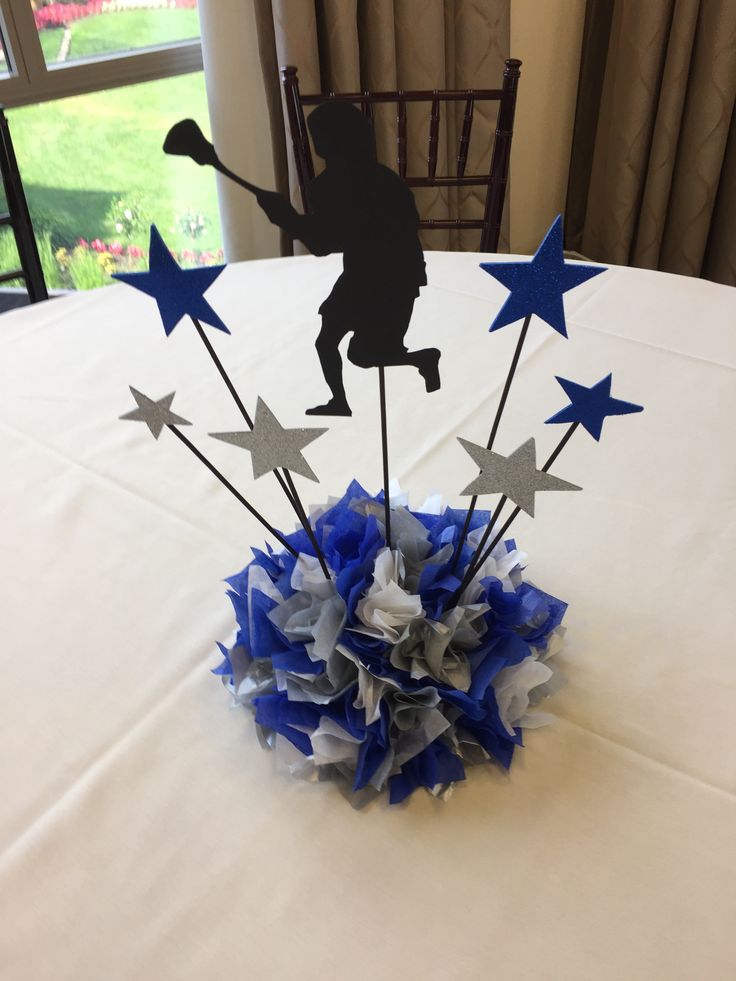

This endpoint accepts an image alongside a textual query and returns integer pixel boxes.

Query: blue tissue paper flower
[214,483,567,804]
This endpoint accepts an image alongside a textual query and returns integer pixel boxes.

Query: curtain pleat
[567,0,736,286]
[656,0,736,277]
[565,0,615,255]
[703,100,736,284]
[450,1,511,250]
[319,0,361,89]
[631,0,699,270]
[253,0,292,255]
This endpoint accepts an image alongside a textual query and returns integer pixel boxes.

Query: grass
[65,9,199,60]
[9,68,219,254]
[0,229,24,287]
[5,10,219,274]
[0,227,65,290]
[39,27,64,63]
[40,10,199,64]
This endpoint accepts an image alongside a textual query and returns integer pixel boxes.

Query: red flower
[91,238,106,253]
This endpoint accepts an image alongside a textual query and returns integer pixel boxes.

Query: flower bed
[34,0,198,30]
[53,236,222,289]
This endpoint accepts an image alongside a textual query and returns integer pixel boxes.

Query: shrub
[106,196,151,242]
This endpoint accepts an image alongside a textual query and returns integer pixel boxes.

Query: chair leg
[481,59,522,253]
[0,107,48,304]
[280,66,315,215]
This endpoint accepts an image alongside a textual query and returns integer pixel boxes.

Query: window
[0,1,220,291]
[0,1,202,105]
[36,2,201,67]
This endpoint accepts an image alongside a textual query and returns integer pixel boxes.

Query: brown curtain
[253,0,510,256]
[566,0,736,286]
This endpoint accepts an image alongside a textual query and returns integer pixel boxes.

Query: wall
[509,0,587,253]
[199,0,280,260]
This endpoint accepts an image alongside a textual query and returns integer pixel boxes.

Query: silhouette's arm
[163,121,345,253]
[257,188,343,256]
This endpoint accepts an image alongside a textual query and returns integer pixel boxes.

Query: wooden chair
[0,107,48,303]
[280,59,522,253]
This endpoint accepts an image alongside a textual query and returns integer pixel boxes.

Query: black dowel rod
[282,468,331,579]
[451,313,532,571]
[191,317,298,512]
[167,426,297,557]
[540,420,579,471]
[192,317,253,427]
[190,317,334,575]
[459,493,508,580]
[486,314,533,451]
[455,504,521,600]
[378,367,391,545]
[455,422,580,600]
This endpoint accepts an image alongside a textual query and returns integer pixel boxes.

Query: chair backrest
[280,59,522,253]
[0,107,48,304]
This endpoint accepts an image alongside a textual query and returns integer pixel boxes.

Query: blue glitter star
[480,215,606,336]
[113,224,229,335]
[545,374,643,440]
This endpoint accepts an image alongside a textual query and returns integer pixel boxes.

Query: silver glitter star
[210,397,327,482]
[458,436,581,516]
[120,387,191,439]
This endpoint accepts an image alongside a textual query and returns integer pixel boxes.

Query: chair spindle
[280,66,315,212]
[428,95,440,179]
[397,98,407,179]
[0,108,48,302]
[280,61,522,253]
[456,96,474,177]
[481,59,521,252]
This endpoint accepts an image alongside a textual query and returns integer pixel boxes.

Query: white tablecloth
[1,252,735,980]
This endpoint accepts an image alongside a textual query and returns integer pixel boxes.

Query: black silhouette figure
[164,106,441,417]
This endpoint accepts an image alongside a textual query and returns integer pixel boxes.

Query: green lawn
[2,10,220,289]
[40,10,199,64]
[10,69,219,251]
[39,28,64,63]
[64,9,199,61]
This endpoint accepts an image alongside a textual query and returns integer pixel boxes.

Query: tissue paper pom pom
[215,482,567,803]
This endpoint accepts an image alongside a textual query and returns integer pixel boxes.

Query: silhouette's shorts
[318,274,419,368]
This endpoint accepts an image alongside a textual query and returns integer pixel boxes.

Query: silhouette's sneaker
[418,348,441,393]
[306,398,352,417]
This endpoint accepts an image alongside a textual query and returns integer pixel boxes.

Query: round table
[1,252,734,980]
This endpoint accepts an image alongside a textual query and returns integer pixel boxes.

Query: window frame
[0,0,202,108]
